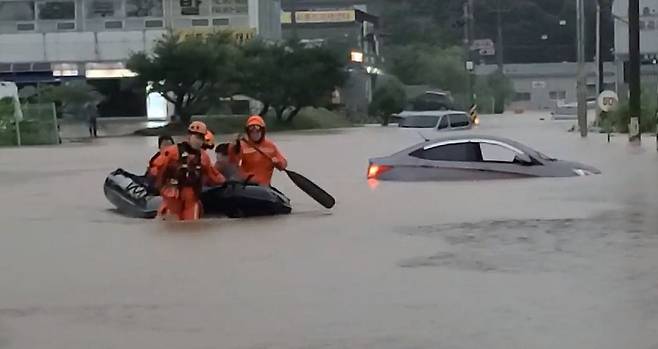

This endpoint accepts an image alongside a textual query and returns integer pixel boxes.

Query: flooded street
[1,113,658,349]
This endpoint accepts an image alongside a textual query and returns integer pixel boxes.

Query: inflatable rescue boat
[104,168,292,219]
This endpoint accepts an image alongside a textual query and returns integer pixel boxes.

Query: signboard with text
[177,28,255,44]
[281,10,356,24]
[597,90,619,112]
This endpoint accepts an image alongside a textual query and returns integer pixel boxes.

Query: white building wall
[613,0,658,56]
[0,0,280,65]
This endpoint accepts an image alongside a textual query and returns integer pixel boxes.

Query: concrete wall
[476,63,617,111]
[0,30,164,63]
[510,77,596,111]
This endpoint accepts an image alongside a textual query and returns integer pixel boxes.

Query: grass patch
[135,107,353,136]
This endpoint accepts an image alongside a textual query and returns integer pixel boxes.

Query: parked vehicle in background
[405,91,455,111]
[396,111,474,131]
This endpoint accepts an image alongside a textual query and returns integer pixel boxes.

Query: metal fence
[0,99,59,146]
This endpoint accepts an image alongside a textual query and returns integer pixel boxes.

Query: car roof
[399,134,538,156]
[397,110,466,117]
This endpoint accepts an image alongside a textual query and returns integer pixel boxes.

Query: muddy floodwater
[1,114,657,349]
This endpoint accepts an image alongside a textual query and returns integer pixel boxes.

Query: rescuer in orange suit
[229,115,287,186]
[150,121,224,221]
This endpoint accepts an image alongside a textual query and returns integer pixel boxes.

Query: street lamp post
[628,0,642,143]
[596,2,602,95]
[463,0,475,107]
[576,0,588,137]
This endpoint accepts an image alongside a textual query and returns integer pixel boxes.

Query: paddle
[238,137,336,209]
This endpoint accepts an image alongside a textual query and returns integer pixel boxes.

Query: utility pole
[463,0,475,106]
[290,0,298,39]
[596,2,602,94]
[576,0,588,137]
[628,0,641,143]
[496,0,504,71]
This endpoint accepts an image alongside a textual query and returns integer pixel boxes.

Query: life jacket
[146,151,161,176]
[163,143,203,192]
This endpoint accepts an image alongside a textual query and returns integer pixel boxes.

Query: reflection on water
[1,114,658,349]
[367,179,380,190]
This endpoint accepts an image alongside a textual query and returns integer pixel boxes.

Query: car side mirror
[515,153,533,165]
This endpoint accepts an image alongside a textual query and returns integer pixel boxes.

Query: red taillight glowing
[367,164,391,179]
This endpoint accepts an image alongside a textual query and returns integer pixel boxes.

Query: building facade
[0,0,281,116]
[612,0,658,100]
[280,0,380,118]
[0,0,281,79]
[476,63,617,111]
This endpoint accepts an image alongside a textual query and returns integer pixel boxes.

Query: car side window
[437,116,449,129]
[410,142,480,162]
[479,143,519,163]
[449,114,470,128]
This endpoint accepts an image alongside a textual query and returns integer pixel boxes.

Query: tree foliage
[127,30,241,125]
[128,31,347,125]
[369,76,407,125]
[28,81,103,119]
[387,45,467,94]
[239,40,347,121]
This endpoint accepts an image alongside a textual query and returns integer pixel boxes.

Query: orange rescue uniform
[150,143,224,220]
[229,138,287,186]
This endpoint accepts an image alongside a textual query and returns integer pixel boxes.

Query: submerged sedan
[367,135,601,181]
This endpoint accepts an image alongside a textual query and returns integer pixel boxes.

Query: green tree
[239,39,287,116]
[369,76,407,125]
[487,71,514,113]
[127,30,241,125]
[33,81,103,119]
[387,45,468,94]
[241,41,347,122]
[278,42,347,121]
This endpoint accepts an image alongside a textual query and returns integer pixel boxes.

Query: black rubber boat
[104,168,292,219]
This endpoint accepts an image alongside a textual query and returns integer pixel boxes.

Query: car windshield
[398,115,440,128]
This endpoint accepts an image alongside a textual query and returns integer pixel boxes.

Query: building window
[648,20,656,30]
[177,0,210,16]
[513,92,531,101]
[104,20,123,29]
[126,0,163,17]
[38,1,75,20]
[640,20,646,30]
[0,1,36,21]
[33,62,51,71]
[643,7,651,16]
[211,0,248,15]
[86,0,123,18]
[56,21,75,30]
[16,22,36,31]
[191,18,208,26]
[212,18,229,26]
[145,19,163,27]
[13,63,31,72]
[549,91,566,100]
